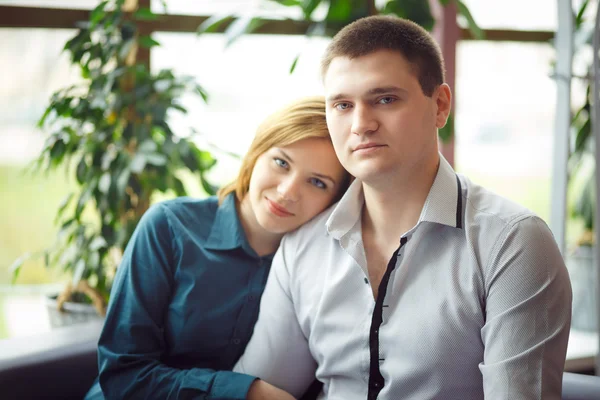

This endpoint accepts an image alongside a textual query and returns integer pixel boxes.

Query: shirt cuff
[212,371,257,400]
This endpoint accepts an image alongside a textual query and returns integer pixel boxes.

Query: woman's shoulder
[142,196,219,230]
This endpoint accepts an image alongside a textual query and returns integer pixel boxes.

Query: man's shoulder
[283,202,338,249]
[461,174,537,228]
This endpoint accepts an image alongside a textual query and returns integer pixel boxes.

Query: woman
[84,96,350,400]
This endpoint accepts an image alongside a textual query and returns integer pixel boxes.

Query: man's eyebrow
[326,93,349,102]
[367,86,407,95]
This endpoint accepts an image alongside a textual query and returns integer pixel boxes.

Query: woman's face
[247,137,347,234]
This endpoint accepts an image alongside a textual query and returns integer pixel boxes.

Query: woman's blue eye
[274,158,288,168]
[310,178,327,189]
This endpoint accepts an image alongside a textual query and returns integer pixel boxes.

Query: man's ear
[434,83,452,129]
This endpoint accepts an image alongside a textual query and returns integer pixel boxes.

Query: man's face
[324,50,451,183]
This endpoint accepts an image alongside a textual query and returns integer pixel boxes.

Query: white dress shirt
[235,155,572,400]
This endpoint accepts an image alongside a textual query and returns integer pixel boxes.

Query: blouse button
[232,338,241,345]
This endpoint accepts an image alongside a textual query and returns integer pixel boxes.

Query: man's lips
[266,198,294,217]
[353,143,386,152]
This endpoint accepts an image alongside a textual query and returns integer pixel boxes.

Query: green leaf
[326,0,352,22]
[72,258,86,286]
[76,185,94,218]
[225,16,265,47]
[438,112,454,142]
[197,14,233,34]
[195,148,217,170]
[382,0,435,31]
[196,84,209,103]
[273,0,302,6]
[38,106,53,128]
[10,253,31,284]
[133,7,158,21]
[118,38,136,62]
[117,168,131,194]
[98,172,111,194]
[76,157,87,184]
[145,153,168,166]
[90,1,108,28]
[455,0,484,40]
[200,173,218,195]
[130,154,147,173]
[55,192,74,223]
[89,236,108,251]
[289,54,300,74]
[138,140,158,153]
[575,0,589,28]
[139,35,161,48]
[302,0,322,20]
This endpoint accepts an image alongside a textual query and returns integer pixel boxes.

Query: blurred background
[0,0,596,372]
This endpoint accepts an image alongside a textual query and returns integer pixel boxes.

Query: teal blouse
[85,194,274,399]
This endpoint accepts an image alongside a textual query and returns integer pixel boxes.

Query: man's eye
[335,102,351,111]
[310,178,326,189]
[274,158,288,168]
[378,97,396,104]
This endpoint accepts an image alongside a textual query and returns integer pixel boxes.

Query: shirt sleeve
[233,235,317,398]
[97,203,256,400]
[480,215,572,399]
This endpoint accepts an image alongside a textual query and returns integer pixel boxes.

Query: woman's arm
[98,204,255,400]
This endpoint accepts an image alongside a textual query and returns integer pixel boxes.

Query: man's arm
[480,215,572,399]
[234,235,317,399]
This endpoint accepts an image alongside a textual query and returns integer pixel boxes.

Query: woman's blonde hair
[218,96,340,204]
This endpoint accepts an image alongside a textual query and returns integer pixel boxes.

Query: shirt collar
[419,155,463,229]
[326,154,463,240]
[205,193,247,251]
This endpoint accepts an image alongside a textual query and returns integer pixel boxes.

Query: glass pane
[0,0,100,9]
[152,32,330,184]
[460,0,557,31]
[151,0,305,19]
[455,41,556,223]
[0,28,80,287]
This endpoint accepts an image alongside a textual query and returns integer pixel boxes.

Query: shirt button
[232,338,241,345]
[374,382,380,388]
[364,277,369,284]
[248,295,256,301]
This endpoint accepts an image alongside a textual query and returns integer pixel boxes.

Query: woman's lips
[266,198,294,217]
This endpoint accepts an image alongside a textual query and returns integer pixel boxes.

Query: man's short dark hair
[321,16,445,97]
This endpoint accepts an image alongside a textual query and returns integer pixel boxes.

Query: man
[238,15,572,400]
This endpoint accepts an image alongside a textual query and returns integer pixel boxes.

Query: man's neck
[361,155,440,241]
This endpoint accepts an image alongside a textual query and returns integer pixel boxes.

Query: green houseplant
[11,0,216,317]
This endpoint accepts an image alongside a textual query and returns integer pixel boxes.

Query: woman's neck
[237,196,283,257]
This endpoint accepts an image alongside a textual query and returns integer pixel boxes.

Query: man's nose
[351,104,378,136]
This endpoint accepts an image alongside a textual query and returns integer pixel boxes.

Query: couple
[86,16,572,400]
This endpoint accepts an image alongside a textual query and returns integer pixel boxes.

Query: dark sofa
[0,321,598,400]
